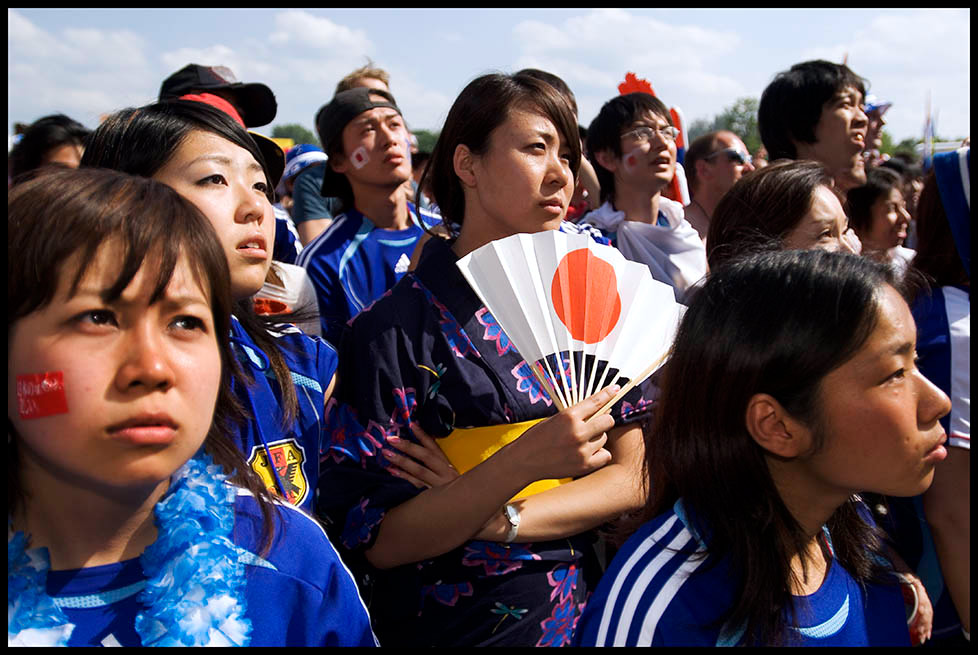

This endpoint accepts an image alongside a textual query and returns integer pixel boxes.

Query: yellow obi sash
[436,418,572,501]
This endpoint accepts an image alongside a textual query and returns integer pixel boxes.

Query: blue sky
[8,8,971,146]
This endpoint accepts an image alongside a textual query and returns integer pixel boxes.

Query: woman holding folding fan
[318,72,653,647]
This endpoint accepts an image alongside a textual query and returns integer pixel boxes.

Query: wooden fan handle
[529,361,566,411]
[590,350,670,420]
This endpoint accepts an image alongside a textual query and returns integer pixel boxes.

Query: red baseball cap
[161,64,277,128]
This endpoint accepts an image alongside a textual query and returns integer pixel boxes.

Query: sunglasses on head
[705,147,752,166]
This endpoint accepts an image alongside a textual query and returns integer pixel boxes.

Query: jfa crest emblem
[248,439,308,506]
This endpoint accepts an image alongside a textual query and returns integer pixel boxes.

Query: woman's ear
[745,393,812,458]
[454,144,477,188]
[593,149,619,174]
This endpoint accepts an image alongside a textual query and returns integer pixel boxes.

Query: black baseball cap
[160,64,277,128]
[315,87,401,198]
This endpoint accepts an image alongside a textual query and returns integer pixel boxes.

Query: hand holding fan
[457,230,683,415]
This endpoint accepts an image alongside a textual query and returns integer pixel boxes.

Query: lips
[107,413,179,446]
[236,234,268,259]
[651,154,672,167]
[540,198,564,214]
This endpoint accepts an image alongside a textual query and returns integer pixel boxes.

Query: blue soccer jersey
[272,205,303,265]
[296,203,441,346]
[229,316,337,515]
[45,491,378,647]
[573,500,910,647]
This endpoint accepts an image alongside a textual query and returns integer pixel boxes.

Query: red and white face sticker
[351,146,370,170]
[623,148,642,173]
[16,372,69,419]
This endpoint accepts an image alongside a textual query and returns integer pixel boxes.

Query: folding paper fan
[457,230,683,414]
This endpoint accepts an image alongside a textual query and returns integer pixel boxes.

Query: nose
[915,368,951,428]
[854,104,869,127]
[743,159,755,173]
[898,204,911,224]
[840,228,862,255]
[378,122,403,149]
[234,180,267,226]
[114,323,175,393]
[545,149,571,191]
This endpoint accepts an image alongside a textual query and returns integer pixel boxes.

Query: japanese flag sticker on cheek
[623,148,643,174]
[16,372,69,419]
[351,146,370,170]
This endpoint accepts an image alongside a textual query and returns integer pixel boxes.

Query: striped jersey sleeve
[573,506,725,646]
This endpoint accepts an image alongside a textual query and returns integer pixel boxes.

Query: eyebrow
[889,340,915,357]
[353,109,401,125]
[72,285,210,310]
[187,154,264,174]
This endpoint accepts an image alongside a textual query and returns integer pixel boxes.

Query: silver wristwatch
[502,503,521,543]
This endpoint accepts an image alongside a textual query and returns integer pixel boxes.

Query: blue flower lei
[7,451,252,647]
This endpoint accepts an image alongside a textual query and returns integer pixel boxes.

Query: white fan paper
[457,230,683,413]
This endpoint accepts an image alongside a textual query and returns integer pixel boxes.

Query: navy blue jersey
[45,491,377,647]
[296,203,441,345]
[573,500,909,647]
[229,316,337,515]
[317,234,654,647]
[272,206,302,265]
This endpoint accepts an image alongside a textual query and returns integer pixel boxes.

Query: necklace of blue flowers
[7,451,251,646]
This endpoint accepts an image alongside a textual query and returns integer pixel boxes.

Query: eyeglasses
[621,124,681,144]
[705,147,752,166]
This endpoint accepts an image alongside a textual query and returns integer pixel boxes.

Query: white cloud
[8,9,155,125]
[511,10,747,127]
[797,10,970,140]
[269,10,372,53]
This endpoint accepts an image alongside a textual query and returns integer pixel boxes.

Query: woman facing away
[574,249,950,646]
[7,168,375,647]
[81,100,336,516]
[317,72,654,646]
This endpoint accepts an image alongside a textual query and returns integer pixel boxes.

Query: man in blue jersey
[297,87,440,346]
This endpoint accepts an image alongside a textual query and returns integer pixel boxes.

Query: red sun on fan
[550,248,622,344]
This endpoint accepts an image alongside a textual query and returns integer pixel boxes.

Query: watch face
[504,503,520,526]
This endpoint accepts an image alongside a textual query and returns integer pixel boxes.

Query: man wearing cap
[296,87,440,346]
[863,94,893,167]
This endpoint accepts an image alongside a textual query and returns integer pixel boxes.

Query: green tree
[271,123,318,147]
[710,97,761,154]
[879,130,895,155]
[684,98,761,154]
[685,118,713,145]
[413,129,439,153]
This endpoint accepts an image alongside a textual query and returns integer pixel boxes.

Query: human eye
[253,180,270,194]
[197,173,227,187]
[73,308,118,331]
[171,314,208,333]
[883,367,907,384]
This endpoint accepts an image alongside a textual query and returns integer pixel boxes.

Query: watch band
[502,503,521,543]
